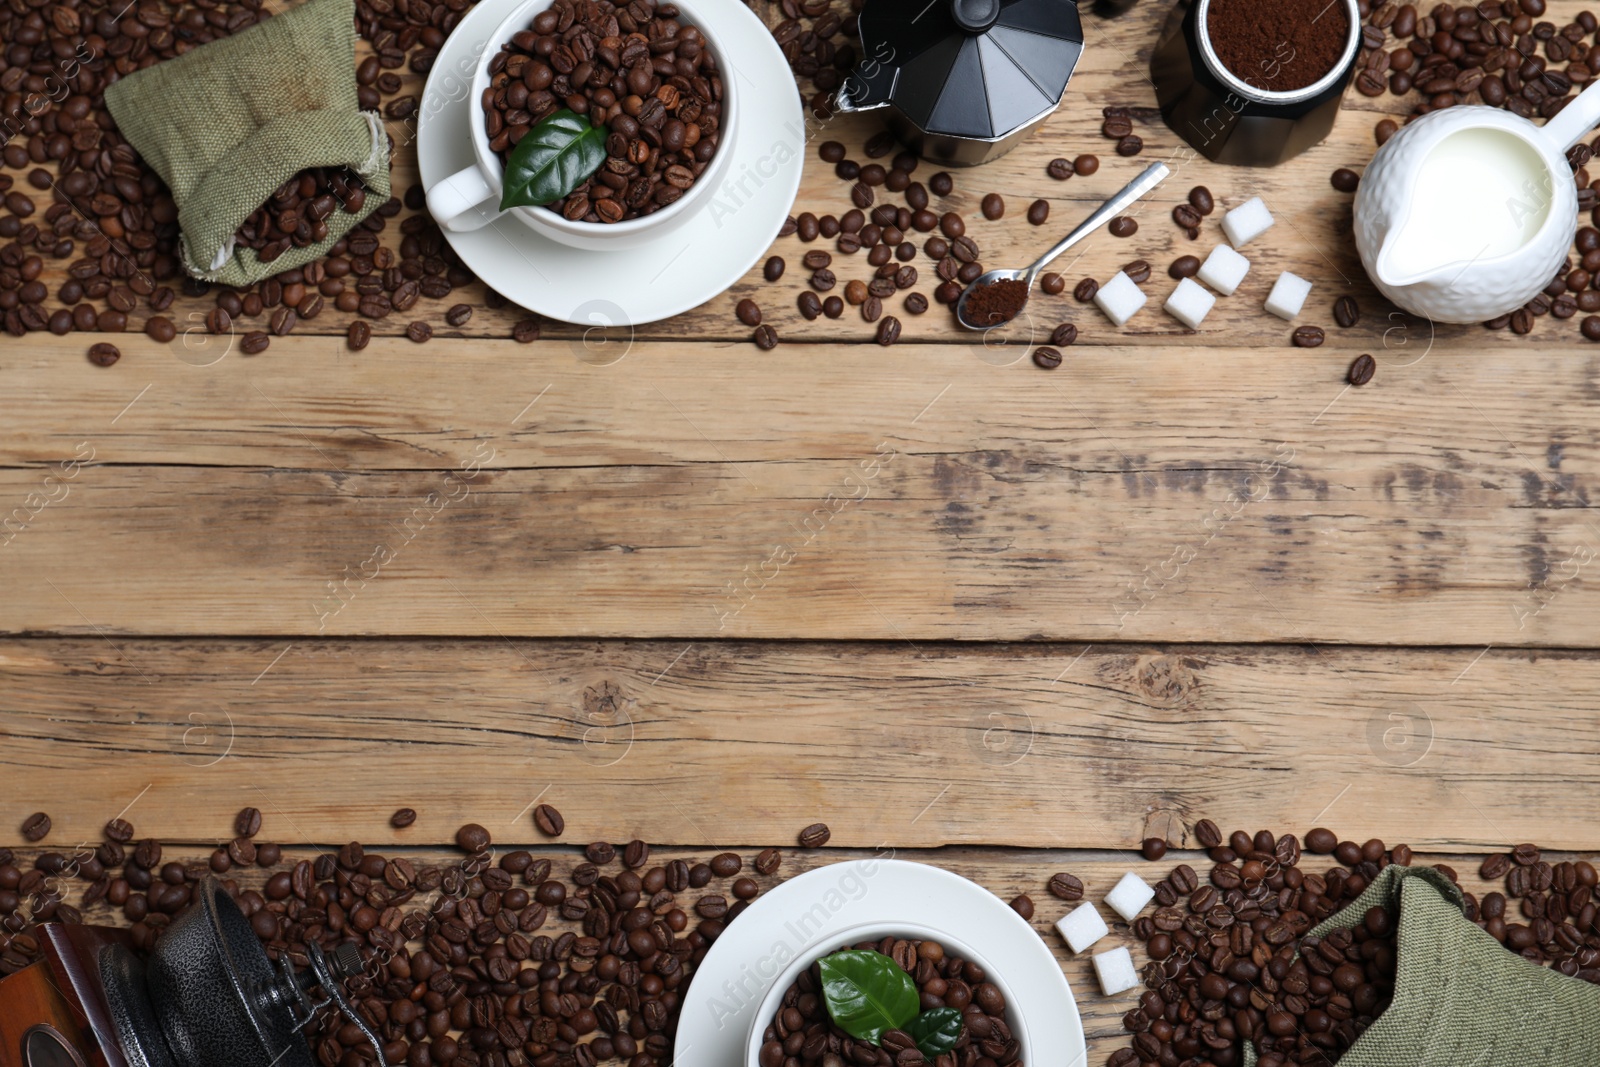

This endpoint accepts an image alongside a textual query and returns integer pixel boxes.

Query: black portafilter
[100,877,387,1067]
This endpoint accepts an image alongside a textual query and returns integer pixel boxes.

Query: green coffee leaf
[499,109,609,211]
[817,951,920,1044]
[905,1008,964,1058]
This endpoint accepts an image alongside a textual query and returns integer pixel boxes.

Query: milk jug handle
[1541,79,1600,152]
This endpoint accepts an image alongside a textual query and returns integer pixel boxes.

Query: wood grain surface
[3,335,1597,643]
[3,638,1595,850]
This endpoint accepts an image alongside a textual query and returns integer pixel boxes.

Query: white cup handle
[427,165,502,232]
[1542,79,1600,152]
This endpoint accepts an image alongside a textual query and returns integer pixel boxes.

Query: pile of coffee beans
[482,0,724,224]
[0,805,813,1067]
[759,936,1023,1067]
[237,168,368,263]
[1101,822,1600,1067]
[1350,0,1600,339]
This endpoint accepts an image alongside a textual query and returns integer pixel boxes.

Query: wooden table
[4,1,1600,1063]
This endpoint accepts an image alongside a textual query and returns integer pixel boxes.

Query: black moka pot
[4,878,383,1067]
[833,0,1085,166]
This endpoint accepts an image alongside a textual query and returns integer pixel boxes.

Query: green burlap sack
[1243,865,1600,1066]
[103,0,388,287]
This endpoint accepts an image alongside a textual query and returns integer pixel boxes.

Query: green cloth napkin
[1244,865,1600,1066]
[104,0,389,287]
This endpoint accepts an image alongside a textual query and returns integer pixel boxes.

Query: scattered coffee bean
[21,812,51,841]
[753,324,778,350]
[1116,134,1143,156]
[904,292,929,314]
[797,292,822,319]
[1051,323,1078,347]
[981,193,1004,220]
[87,343,120,367]
[1041,272,1066,295]
[1074,278,1099,303]
[240,331,271,355]
[1074,154,1100,175]
[533,804,564,837]
[1010,893,1035,919]
[763,256,785,282]
[1348,353,1377,385]
[1141,837,1168,861]
[929,171,954,197]
[755,848,782,875]
[1047,158,1074,180]
[389,808,416,829]
[819,141,845,163]
[406,321,432,343]
[1292,325,1326,347]
[798,823,831,848]
[1331,168,1361,192]
[1123,259,1151,284]
[347,321,371,350]
[1188,186,1215,215]
[444,303,473,327]
[875,316,902,345]
[1109,216,1138,237]
[736,299,762,326]
[1047,872,1084,900]
[1032,346,1063,369]
[1334,296,1360,328]
[1169,255,1201,279]
[455,823,490,852]
[1027,199,1049,226]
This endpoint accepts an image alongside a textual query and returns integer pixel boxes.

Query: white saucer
[676,859,1088,1067]
[416,0,804,326]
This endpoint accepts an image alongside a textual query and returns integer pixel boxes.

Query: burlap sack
[1243,865,1600,1066]
[104,0,389,286]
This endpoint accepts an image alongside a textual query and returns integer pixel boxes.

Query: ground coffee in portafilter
[1205,0,1351,93]
[482,0,724,225]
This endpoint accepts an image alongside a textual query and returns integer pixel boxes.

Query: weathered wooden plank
[5,0,1572,349]
[0,842,1572,1067]
[3,333,1597,642]
[2,639,1597,850]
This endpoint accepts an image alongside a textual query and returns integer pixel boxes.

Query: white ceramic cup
[425,0,738,250]
[744,922,1032,1067]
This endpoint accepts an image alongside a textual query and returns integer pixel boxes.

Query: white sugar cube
[1265,271,1314,320]
[1222,196,1274,247]
[1197,243,1250,295]
[1105,871,1155,921]
[1093,946,1140,996]
[1164,277,1216,329]
[1094,270,1146,327]
[1054,902,1109,954]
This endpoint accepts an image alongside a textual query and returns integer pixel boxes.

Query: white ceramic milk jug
[1355,78,1600,323]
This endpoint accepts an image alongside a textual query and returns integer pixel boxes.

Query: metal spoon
[955,161,1172,331]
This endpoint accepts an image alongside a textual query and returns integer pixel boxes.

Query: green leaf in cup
[499,109,609,211]
[817,950,920,1044]
[904,1008,965,1058]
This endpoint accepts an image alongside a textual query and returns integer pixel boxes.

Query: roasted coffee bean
[981,193,1004,220]
[810,269,836,291]
[1010,893,1035,919]
[904,292,929,314]
[755,848,782,875]
[798,823,831,848]
[623,840,650,868]
[1047,158,1074,180]
[1292,325,1326,347]
[1048,872,1085,900]
[1074,154,1101,176]
[1195,819,1224,849]
[1109,216,1138,238]
[1074,278,1099,302]
[1348,353,1377,385]
[1117,134,1143,156]
[753,324,778,350]
[1123,259,1151,284]
[533,804,564,837]
[1051,323,1078,347]
[1041,272,1066,295]
[929,171,954,196]
[736,299,762,326]
[1142,838,1168,861]
[240,331,271,355]
[21,813,51,842]
[1334,296,1360,327]
[87,343,120,367]
[1032,346,1062,369]
[1024,199,1050,226]
[456,823,490,852]
[1170,255,1201,279]
[1103,115,1134,138]
[798,292,823,320]
[444,303,473,327]
[763,256,786,282]
[513,319,542,343]
[876,316,902,345]
[1513,844,1542,866]
[406,321,432,343]
[347,321,372,351]
[1331,168,1361,192]
[390,808,416,829]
